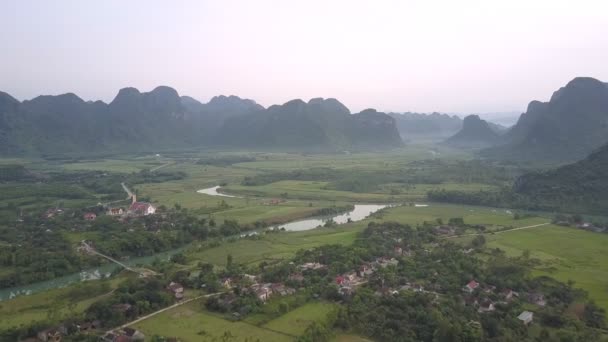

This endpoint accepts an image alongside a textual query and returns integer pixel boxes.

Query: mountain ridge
[0,87,402,155]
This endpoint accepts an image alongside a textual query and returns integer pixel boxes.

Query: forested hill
[482,77,608,163]
[219,98,403,150]
[443,115,501,148]
[513,143,608,213]
[389,112,462,141]
[0,88,403,155]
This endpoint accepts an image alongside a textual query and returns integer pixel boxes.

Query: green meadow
[484,225,608,311]
[133,300,292,342]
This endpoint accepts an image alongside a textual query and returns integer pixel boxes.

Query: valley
[1,148,606,341]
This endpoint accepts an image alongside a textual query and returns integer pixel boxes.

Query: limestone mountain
[443,115,500,148]
[218,98,403,150]
[389,112,462,142]
[483,77,608,162]
[0,88,402,155]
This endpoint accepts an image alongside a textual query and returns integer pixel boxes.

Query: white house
[518,311,534,325]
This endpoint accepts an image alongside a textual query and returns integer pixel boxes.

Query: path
[112,292,222,332]
[150,162,174,172]
[121,182,134,200]
[445,222,551,239]
[80,241,134,271]
[80,241,157,277]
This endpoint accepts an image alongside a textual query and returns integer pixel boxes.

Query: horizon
[2,0,607,115]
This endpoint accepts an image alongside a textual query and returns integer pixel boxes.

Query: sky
[1,0,607,114]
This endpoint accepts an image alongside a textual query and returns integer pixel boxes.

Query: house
[123,327,145,341]
[344,272,358,282]
[528,292,546,306]
[299,262,325,271]
[335,275,347,286]
[464,280,480,293]
[77,320,101,332]
[128,195,156,216]
[358,264,374,277]
[288,273,304,282]
[167,282,184,293]
[83,212,97,221]
[411,283,424,292]
[517,311,534,325]
[43,208,63,219]
[435,225,455,235]
[37,328,62,342]
[339,286,354,296]
[376,257,399,268]
[464,296,479,307]
[501,289,517,300]
[167,282,184,299]
[393,246,403,256]
[107,207,124,216]
[255,287,270,302]
[101,332,118,342]
[112,303,132,313]
[243,274,258,282]
[221,277,233,289]
[478,300,495,313]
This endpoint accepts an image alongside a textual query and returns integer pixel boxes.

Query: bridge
[80,241,158,277]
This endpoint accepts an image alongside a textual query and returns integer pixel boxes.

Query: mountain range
[482,77,608,163]
[388,112,463,142]
[0,87,403,155]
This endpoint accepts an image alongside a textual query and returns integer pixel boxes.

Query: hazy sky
[1,0,607,114]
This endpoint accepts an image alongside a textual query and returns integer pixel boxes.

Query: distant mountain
[218,98,403,150]
[443,115,500,148]
[482,77,608,162]
[388,112,462,142]
[0,89,402,155]
[514,143,608,213]
[477,112,521,127]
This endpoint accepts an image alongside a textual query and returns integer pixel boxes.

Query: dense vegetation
[243,160,525,193]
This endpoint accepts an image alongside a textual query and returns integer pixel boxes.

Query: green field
[0,276,127,329]
[185,226,362,267]
[262,302,337,336]
[134,300,292,342]
[182,203,548,269]
[484,225,608,311]
[2,149,606,339]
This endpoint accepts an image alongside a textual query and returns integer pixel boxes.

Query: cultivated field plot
[134,300,291,342]
[262,302,337,336]
[485,225,608,311]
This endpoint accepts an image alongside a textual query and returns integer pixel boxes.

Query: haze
[1,0,607,114]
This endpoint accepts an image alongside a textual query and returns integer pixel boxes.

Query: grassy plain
[134,300,292,342]
[262,302,337,336]
[0,276,127,330]
[484,225,608,311]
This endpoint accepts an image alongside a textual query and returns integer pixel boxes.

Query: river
[0,186,390,301]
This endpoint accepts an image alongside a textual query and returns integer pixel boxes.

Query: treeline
[0,205,261,289]
[0,164,30,182]
[427,188,607,215]
[242,160,527,193]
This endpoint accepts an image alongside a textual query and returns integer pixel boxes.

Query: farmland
[1,149,607,341]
